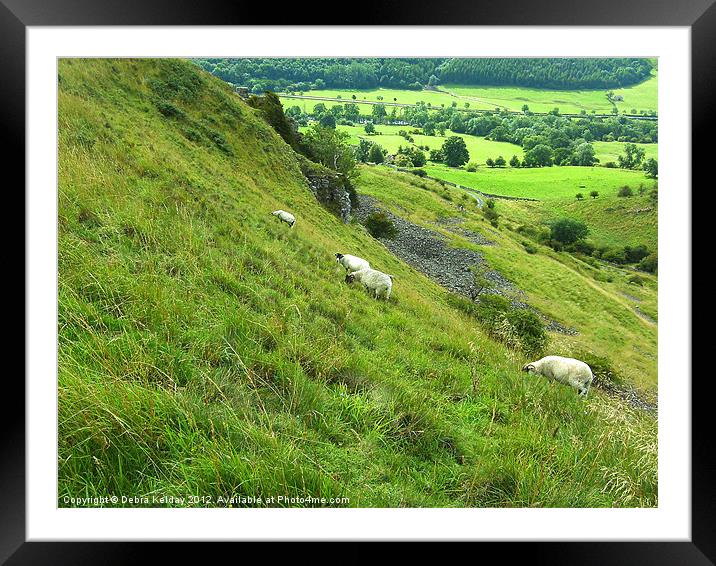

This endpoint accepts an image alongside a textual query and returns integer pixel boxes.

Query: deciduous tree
[644,158,658,178]
[550,218,589,245]
[441,136,470,167]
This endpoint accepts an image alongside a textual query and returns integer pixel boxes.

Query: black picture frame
[7,0,706,562]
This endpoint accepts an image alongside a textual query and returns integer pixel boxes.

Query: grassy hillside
[332,123,657,246]
[58,58,656,508]
[498,191,658,251]
[357,166,657,392]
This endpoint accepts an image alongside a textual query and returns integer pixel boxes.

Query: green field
[58,58,657,510]
[443,71,657,115]
[281,87,495,116]
[330,124,524,165]
[424,164,651,200]
[329,124,410,154]
[281,71,657,116]
[331,124,656,173]
[593,141,658,165]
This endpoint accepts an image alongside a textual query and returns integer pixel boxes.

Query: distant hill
[194,57,654,94]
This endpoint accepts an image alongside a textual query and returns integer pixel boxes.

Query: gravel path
[464,190,485,209]
[619,291,643,303]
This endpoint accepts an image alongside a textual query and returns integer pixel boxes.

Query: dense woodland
[193,58,442,92]
[193,58,654,93]
[436,58,653,89]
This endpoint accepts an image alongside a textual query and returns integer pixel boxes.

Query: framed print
[8,0,708,561]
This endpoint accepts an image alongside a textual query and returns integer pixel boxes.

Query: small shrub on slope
[363,212,397,239]
[449,294,547,357]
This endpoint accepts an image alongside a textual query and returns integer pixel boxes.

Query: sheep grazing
[335,253,370,273]
[345,268,393,301]
[270,210,296,228]
[522,355,594,397]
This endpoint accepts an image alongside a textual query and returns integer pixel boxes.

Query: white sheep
[345,268,393,301]
[522,355,594,397]
[335,253,370,273]
[270,210,296,228]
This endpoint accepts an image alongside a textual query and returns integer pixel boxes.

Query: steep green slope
[58,59,656,508]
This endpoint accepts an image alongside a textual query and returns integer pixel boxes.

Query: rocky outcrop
[305,172,352,223]
[298,154,352,223]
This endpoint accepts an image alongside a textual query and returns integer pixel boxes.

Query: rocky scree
[355,194,578,336]
[354,194,518,300]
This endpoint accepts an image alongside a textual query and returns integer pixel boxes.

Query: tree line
[193,58,441,94]
[399,102,658,146]
[193,58,654,94]
[436,58,653,90]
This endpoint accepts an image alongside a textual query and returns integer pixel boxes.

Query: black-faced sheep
[271,210,296,228]
[345,268,393,300]
[522,355,594,397]
[335,253,370,273]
